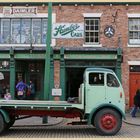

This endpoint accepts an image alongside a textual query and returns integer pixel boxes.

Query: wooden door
[129,73,140,107]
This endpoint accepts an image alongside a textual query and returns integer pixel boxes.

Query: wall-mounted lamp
[126,4,129,7]
[10,4,12,7]
[59,4,62,9]
[75,4,78,7]
[91,4,94,7]
[26,4,29,7]
[2,61,9,68]
[42,4,45,8]
[110,3,112,7]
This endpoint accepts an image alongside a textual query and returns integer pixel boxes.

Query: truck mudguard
[0,109,10,123]
[87,104,126,125]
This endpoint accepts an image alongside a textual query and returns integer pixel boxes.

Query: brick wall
[1,4,140,105]
[52,5,140,106]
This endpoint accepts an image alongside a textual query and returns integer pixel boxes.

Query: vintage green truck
[0,68,125,135]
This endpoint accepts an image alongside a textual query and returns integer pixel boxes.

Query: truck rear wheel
[0,113,6,133]
[94,108,122,135]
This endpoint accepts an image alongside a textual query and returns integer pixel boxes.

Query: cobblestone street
[0,115,140,138]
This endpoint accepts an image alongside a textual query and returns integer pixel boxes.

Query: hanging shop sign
[52,23,84,38]
[3,7,37,17]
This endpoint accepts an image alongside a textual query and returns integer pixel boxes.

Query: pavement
[123,109,140,126]
[13,110,140,127]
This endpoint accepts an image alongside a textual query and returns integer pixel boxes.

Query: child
[4,89,11,100]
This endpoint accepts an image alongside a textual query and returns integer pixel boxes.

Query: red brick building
[0,0,140,109]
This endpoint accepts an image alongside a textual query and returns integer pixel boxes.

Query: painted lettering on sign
[52,23,84,38]
[3,7,37,17]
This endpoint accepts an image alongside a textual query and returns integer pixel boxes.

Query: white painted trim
[83,44,102,47]
[83,13,102,17]
[127,13,140,18]
[127,44,140,47]
[128,61,140,65]
[0,44,46,47]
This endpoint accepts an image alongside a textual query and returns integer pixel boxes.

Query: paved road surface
[0,116,139,138]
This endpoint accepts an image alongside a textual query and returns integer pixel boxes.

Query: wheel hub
[101,114,117,130]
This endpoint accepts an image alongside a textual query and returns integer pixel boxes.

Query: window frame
[0,13,56,47]
[83,13,102,47]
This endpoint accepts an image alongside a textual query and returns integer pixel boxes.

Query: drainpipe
[43,2,52,124]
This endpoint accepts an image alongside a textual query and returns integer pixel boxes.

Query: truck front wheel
[94,108,122,135]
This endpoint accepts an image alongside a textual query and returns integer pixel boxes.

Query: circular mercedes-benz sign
[104,26,115,38]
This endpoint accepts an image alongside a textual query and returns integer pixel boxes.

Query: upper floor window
[0,18,47,44]
[129,18,140,44]
[84,18,100,44]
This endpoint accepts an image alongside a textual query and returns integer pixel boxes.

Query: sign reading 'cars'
[52,23,84,38]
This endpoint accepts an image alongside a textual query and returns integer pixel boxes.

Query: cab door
[85,72,106,113]
[105,73,122,104]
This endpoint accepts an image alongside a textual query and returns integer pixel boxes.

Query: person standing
[130,89,140,117]
[28,80,35,100]
[16,79,28,100]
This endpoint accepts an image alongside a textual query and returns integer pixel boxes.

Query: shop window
[11,19,21,44]
[21,19,31,44]
[0,18,47,44]
[84,18,100,44]
[129,18,140,44]
[1,19,10,44]
[32,19,41,44]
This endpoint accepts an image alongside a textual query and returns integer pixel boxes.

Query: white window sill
[127,44,140,47]
[83,44,102,47]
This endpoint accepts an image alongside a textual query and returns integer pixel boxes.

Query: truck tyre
[94,108,122,135]
[5,116,15,130]
[0,113,6,133]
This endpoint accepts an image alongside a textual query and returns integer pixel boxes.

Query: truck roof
[85,68,114,73]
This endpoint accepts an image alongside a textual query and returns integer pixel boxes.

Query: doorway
[65,68,85,99]
[129,73,140,107]
[16,60,44,100]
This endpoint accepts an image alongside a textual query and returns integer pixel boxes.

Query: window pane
[32,19,41,44]
[89,73,104,85]
[21,19,31,44]
[84,18,99,44]
[11,19,21,44]
[42,19,47,44]
[1,19,10,44]
[107,74,120,87]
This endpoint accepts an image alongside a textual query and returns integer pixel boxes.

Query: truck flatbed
[0,100,83,109]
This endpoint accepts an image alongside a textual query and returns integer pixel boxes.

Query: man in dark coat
[131,89,140,117]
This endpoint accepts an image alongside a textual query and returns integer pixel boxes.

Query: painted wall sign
[52,23,84,38]
[3,7,37,17]
[104,25,115,38]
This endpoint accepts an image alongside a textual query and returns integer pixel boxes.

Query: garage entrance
[65,68,85,99]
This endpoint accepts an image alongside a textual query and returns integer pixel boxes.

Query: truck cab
[0,68,125,136]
